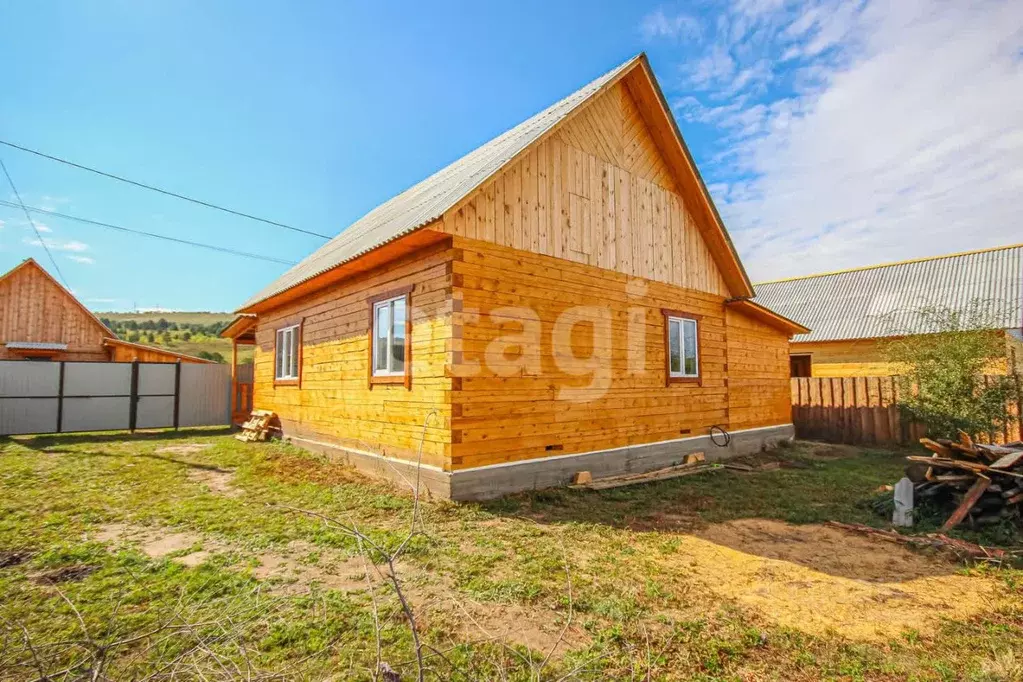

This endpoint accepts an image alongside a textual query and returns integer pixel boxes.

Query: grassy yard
[1,434,1021,681]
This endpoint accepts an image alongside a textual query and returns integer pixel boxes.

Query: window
[275,323,300,382]
[369,287,412,387]
[664,311,700,384]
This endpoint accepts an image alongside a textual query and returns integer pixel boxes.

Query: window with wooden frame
[368,285,413,388]
[274,322,301,385]
[663,310,701,385]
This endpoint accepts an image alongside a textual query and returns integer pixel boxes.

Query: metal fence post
[129,360,139,433]
[56,361,65,433]
[173,360,182,430]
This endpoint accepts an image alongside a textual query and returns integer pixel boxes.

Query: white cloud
[67,255,95,265]
[647,0,1023,282]
[640,9,702,42]
[87,297,118,304]
[23,237,89,252]
[33,222,52,233]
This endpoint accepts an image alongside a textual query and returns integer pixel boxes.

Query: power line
[0,200,298,266]
[0,156,72,288]
[0,138,332,240]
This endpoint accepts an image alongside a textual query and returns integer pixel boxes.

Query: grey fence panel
[138,364,176,396]
[0,398,58,435]
[0,361,60,397]
[178,364,231,427]
[63,362,131,397]
[62,397,131,432]
[137,396,175,429]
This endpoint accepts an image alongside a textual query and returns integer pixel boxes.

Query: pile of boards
[235,409,276,442]
[911,432,1023,532]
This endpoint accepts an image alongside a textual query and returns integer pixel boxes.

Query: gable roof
[0,258,113,338]
[754,244,1023,343]
[240,54,752,311]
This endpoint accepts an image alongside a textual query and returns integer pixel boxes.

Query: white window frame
[372,295,407,377]
[667,315,699,379]
[275,324,300,381]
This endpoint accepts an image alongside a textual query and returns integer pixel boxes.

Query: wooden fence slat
[790,373,1021,446]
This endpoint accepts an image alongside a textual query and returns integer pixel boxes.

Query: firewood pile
[909,432,1023,532]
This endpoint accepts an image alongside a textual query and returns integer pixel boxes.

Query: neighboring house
[224,54,808,500]
[0,258,210,364]
[754,244,1023,378]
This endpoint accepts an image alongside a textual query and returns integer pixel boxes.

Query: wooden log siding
[790,375,1023,445]
[448,236,792,470]
[250,241,456,469]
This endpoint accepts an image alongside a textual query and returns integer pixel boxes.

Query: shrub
[883,300,1019,440]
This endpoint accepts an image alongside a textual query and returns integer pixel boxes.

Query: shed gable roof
[240,54,752,311]
[753,244,1023,343]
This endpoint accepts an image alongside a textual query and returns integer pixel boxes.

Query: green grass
[1,434,1020,680]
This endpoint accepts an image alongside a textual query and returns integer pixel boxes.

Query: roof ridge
[755,242,1023,286]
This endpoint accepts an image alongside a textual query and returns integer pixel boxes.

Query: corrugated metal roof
[242,56,642,310]
[753,245,1023,343]
[6,342,68,351]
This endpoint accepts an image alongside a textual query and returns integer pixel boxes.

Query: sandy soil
[678,519,1007,641]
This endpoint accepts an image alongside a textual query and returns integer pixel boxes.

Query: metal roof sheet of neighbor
[753,244,1023,343]
[6,342,68,351]
[241,56,641,310]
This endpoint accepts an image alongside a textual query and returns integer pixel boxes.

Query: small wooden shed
[0,258,210,364]
[225,54,808,499]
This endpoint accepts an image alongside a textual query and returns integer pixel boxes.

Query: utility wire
[0,199,298,266]
[0,156,72,288]
[0,139,332,240]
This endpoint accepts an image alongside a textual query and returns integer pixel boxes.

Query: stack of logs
[911,432,1023,531]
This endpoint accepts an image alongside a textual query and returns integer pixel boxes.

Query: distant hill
[95,311,250,364]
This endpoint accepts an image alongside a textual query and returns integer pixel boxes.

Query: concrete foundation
[283,423,795,501]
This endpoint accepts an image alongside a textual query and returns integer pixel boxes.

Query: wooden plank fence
[790,375,1023,446]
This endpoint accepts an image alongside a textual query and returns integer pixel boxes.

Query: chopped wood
[907,436,1022,532]
[235,409,276,443]
[723,462,754,472]
[572,471,592,485]
[920,438,953,458]
[990,450,1023,470]
[684,452,706,465]
[940,476,991,532]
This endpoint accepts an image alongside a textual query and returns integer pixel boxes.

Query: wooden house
[755,244,1023,378]
[224,54,808,499]
[0,258,210,364]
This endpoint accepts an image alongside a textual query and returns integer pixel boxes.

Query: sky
[1,1,1020,312]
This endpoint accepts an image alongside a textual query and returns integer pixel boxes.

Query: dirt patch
[803,443,861,460]
[33,565,99,584]
[673,519,1009,641]
[92,524,379,594]
[257,452,366,488]
[155,443,213,456]
[0,550,33,569]
[405,575,589,654]
[187,468,241,497]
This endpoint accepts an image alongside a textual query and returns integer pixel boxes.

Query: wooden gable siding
[250,240,456,469]
[439,83,729,297]
[0,261,109,361]
[448,236,787,470]
[724,307,792,431]
[106,341,209,364]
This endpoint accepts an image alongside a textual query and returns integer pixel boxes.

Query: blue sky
[2,1,1020,312]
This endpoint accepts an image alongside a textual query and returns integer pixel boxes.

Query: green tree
[161,332,172,346]
[127,331,141,343]
[883,300,1019,439]
[181,331,191,341]
[146,332,156,344]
